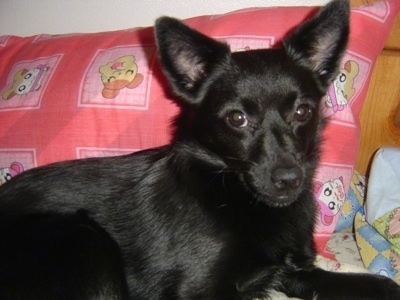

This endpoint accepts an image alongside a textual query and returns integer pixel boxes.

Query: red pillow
[0,0,399,255]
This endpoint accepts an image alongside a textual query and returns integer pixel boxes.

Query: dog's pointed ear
[283,0,349,88]
[155,17,231,103]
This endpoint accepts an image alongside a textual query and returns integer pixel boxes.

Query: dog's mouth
[250,188,299,208]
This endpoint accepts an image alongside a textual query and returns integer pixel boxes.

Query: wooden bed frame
[352,0,400,175]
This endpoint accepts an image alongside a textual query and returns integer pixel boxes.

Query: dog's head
[155,0,349,207]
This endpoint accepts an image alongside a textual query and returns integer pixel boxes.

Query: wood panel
[355,50,400,174]
[350,0,400,175]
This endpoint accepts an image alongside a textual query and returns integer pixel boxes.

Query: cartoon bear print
[2,64,50,100]
[325,60,359,112]
[99,55,144,99]
[314,176,346,226]
[0,161,24,186]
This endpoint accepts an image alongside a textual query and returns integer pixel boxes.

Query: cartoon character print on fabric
[99,55,144,99]
[335,172,366,232]
[314,176,346,226]
[2,64,50,100]
[0,161,24,186]
[386,209,400,245]
[390,252,400,282]
[80,46,154,109]
[354,173,366,199]
[325,60,359,113]
[373,208,400,256]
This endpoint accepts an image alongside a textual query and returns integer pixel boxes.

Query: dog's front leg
[278,267,400,300]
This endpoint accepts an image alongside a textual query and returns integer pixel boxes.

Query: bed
[322,0,400,284]
[0,0,399,296]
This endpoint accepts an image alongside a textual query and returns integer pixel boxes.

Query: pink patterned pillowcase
[0,1,399,254]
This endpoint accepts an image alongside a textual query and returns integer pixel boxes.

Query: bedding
[355,147,400,283]
[324,148,400,284]
[327,171,366,264]
[0,0,399,256]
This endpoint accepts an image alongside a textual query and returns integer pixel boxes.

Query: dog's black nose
[271,166,302,191]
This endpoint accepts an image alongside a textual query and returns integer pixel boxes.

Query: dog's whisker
[222,155,256,167]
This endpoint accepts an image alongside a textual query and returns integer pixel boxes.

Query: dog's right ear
[155,17,231,103]
[283,0,349,89]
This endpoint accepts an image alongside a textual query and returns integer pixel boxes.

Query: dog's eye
[294,104,312,122]
[226,111,249,128]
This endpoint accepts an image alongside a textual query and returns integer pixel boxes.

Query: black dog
[1,0,399,299]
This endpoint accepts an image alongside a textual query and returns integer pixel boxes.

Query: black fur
[0,0,399,299]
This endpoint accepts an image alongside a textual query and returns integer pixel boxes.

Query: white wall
[0,0,330,37]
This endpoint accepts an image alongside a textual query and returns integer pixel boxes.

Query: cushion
[0,0,399,254]
[334,170,366,233]
[355,147,400,282]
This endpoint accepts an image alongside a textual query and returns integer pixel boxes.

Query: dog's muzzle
[243,163,304,207]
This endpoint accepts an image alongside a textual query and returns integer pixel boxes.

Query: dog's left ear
[283,0,349,88]
[155,17,231,103]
